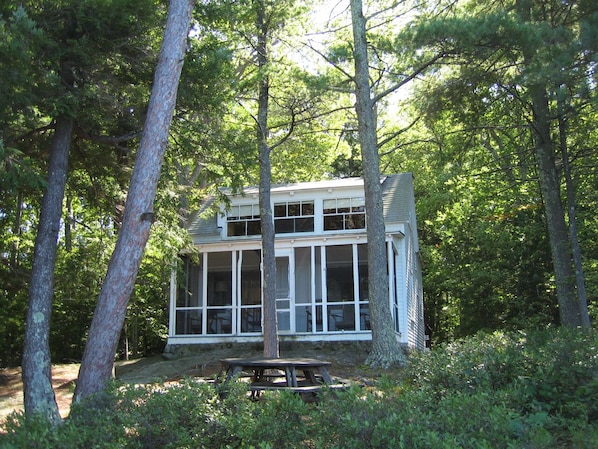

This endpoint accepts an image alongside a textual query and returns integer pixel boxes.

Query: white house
[165,174,425,353]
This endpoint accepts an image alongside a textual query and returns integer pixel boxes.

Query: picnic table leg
[250,388,262,401]
[303,369,318,384]
[318,367,333,384]
[217,364,242,383]
[217,364,245,399]
[284,367,298,387]
[228,366,243,380]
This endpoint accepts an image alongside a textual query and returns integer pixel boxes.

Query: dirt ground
[1,343,388,422]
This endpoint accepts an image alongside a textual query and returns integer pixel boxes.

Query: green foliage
[1,379,252,449]
[0,0,594,377]
[237,390,310,448]
[406,328,598,447]
[0,0,189,365]
[399,0,598,336]
[2,329,596,448]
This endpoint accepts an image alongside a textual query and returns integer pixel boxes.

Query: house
[164,174,425,355]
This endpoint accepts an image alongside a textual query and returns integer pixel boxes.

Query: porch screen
[357,244,371,330]
[324,244,370,332]
[176,256,201,308]
[326,245,355,331]
[241,250,262,333]
[206,252,232,334]
[294,247,311,332]
[175,256,203,335]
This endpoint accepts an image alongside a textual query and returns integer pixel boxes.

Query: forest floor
[0,343,402,421]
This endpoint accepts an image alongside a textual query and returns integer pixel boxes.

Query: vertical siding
[406,233,417,349]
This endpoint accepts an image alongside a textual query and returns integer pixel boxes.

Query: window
[323,197,365,231]
[274,200,314,233]
[227,204,260,236]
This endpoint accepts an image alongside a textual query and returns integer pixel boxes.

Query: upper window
[227,204,261,237]
[274,200,314,234]
[227,197,364,236]
[323,197,366,231]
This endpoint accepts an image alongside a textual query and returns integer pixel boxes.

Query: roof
[186,173,416,242]
[223,177,367,197]
[381,173,415,225]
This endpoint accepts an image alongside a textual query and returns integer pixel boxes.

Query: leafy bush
[1,328,596,448]
[406,327,598,448]
[1,379,255,449]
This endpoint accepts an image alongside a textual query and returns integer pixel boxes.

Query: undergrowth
[1,327,596,448]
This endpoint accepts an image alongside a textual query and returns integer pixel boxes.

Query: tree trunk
[517,0,582,328]
[256,0,279,358]
[350,0,406,368]
[22,115,74,423]
[73,0,195,402]
[11,190,23,268]
[530,84,580,326]
[557,93,591,328]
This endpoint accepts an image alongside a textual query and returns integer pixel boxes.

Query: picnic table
[218,357,345,399]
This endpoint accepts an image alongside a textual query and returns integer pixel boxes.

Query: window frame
[226,203,261,237]
[323,197,366,231]
[274,200,315,234]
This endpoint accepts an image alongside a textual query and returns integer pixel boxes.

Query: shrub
[2,328,596,449]
[406,330,528,396]
[234,390,310,449]
[405,327,598,448]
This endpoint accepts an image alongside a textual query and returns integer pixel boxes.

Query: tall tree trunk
[73,0,195,402]
[256,0,279,358]
[518,1,581,327]
[22,115,74,423]
[350,0,406,368]
[557,92,591,328]
[530,85,580,326]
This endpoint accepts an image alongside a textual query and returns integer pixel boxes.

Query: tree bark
[350,0,406,368]
[22,115,74,423]
[73,0,195,402]
[530,85,580,326]
[11,191,23,268]
[256,0,279,358]
[516,1,582,327]
[557,94,591,328]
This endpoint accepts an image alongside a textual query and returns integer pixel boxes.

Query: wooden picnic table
[218,357,342,398]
